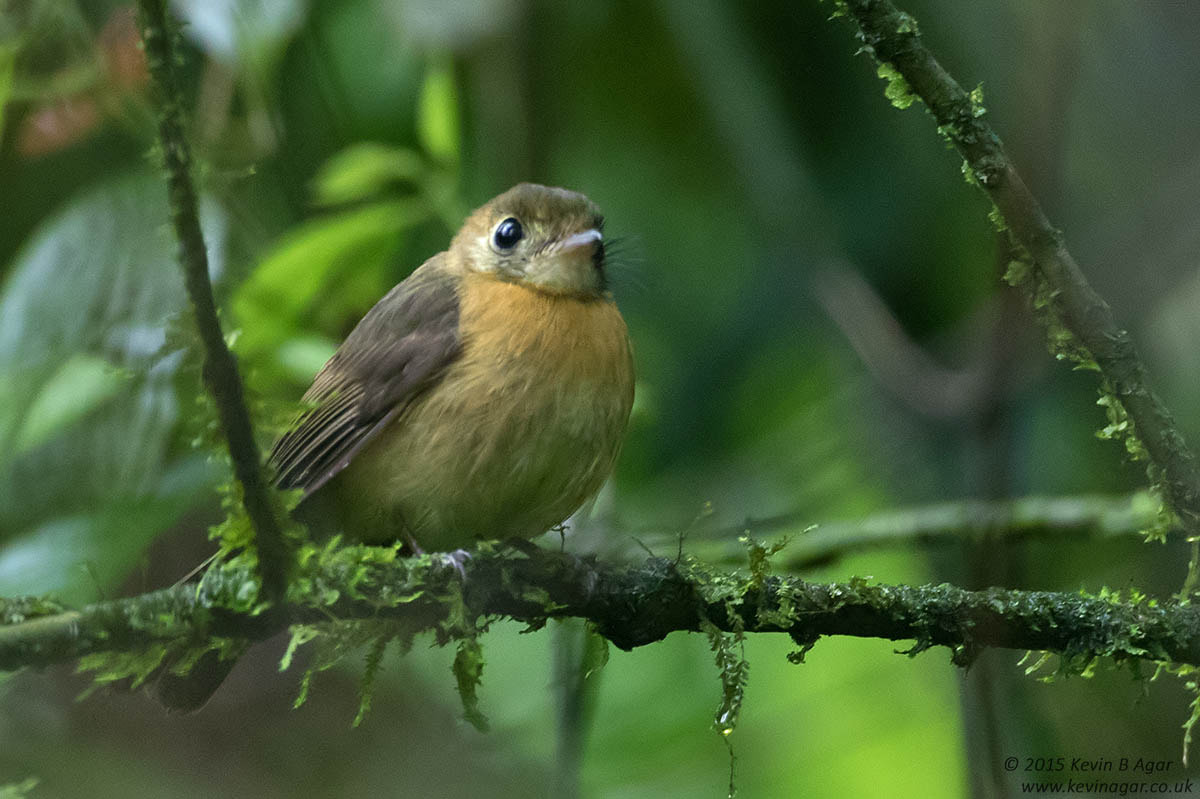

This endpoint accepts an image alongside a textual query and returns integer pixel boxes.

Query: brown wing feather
[270,254,461,497]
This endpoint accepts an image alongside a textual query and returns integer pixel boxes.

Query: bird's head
[450,183,607,299]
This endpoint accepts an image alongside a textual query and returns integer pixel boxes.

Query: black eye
[492,217,524,251]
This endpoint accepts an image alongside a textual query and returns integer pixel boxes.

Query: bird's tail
[152,642,247,713]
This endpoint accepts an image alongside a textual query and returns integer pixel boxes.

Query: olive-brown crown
[450,183,607,297]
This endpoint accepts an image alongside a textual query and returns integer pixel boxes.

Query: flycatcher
[270,182,635,550]
[156,183,633,712]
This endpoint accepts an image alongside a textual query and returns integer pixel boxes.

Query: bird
[154,183,634,711]
[270,181,635,551]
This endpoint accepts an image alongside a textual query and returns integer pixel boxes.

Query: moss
[876,62,916,109]
[702,619,748,738]
[0,596,66,625]
[453,637,489,732]
[76,644,170,696]
[354,634,390,728]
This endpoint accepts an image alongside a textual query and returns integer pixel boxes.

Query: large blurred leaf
[311,143,426,207]
[274,334,338,384]
[379,0,519,49]
[0,42,15,148]
[417,54,460,166]
[232,198,431,373]
[0,173,225,602]
[0,457,212,605]
[172,0,307,73]
[11,354,129,456]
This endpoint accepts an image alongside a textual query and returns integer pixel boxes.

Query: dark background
[2,1,1199,796]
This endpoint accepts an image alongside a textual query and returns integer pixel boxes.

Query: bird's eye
[492,217,524,251]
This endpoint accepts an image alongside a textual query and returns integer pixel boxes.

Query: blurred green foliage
[2,0,1199,796]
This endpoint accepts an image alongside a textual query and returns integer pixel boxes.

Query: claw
[441,549,472,581]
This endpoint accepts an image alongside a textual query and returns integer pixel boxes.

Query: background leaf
[0,173,225,602]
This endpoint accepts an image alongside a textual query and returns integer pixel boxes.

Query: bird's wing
[269,254,461,497]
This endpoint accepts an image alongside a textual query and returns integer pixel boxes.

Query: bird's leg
[399,527,470,580]
[442,549,472,580]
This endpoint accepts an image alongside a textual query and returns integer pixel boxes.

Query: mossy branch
[136,0,290,602]
[1,546,1198,673]
[834,0,1200,538]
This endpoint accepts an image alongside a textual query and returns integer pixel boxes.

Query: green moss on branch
[2,547,1199,675]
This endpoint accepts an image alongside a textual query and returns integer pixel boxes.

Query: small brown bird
[272,182,635,550]
[156,183,634,711]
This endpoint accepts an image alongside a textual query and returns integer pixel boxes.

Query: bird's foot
[440,548,472,581]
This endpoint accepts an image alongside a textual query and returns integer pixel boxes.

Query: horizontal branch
[837,0,1200,536]
[1,546,1198,674]
[637,492,1170,570]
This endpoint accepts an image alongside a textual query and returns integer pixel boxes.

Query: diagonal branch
[1,547,1198,672]
[834,0,1200,539]
[136,0,290,602]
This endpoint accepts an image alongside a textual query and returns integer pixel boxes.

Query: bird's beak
[558,229,603,254]
[523,228,606,295]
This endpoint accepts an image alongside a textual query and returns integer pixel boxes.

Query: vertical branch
[137,0,290,603]
[552,620,592,799]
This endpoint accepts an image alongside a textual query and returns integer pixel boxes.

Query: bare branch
[635,493,1169,571]
[815,267,987,419]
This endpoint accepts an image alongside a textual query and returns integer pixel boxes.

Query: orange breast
[331,272,635,549]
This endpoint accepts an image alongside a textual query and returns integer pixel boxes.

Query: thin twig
[137,0,289,603]
[631,492,1170,571]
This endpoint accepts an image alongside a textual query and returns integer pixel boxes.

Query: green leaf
[12,354,127,455]
[173,0,307,72]
[312,143,426,207]
[0,173,225,599]
[232,199,430,366]
[0,42,17,149]
[0,777,40,799]
[0,458,213,604]
[274,335,337,383]
[417,54,460,165]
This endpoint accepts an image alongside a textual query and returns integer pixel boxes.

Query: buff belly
[326,274,634,550]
